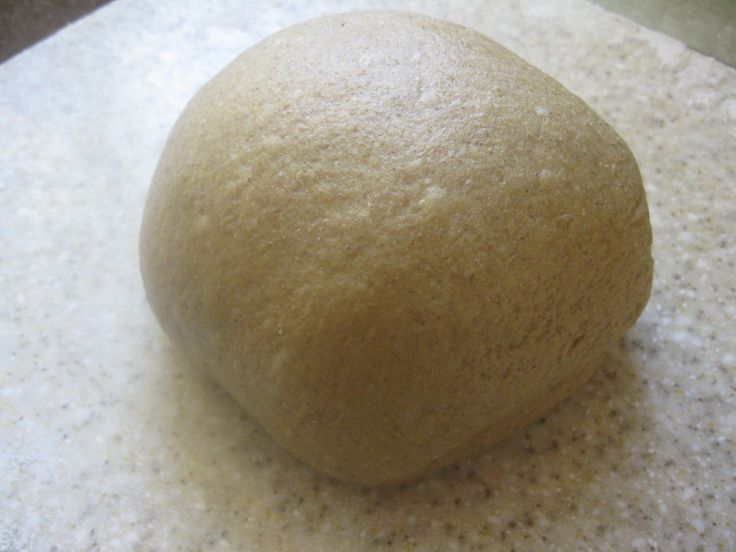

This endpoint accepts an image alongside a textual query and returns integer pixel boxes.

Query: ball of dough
[140,11,652,485]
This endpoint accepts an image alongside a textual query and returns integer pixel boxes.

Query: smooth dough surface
[140,11,653,485]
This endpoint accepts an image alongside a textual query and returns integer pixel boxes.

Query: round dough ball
[140,11,652,485]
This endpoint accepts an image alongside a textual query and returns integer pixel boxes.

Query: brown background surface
[0,0,112,62]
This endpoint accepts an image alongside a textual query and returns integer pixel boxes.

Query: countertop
[1,0,735,550]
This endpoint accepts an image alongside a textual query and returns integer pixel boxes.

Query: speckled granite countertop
[1,0,735,550]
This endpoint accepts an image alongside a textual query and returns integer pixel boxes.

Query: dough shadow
[151,335,651,549]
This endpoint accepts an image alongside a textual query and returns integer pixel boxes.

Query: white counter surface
[2,0,735,550]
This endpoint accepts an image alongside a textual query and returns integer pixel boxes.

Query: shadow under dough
[152,337,649,549]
